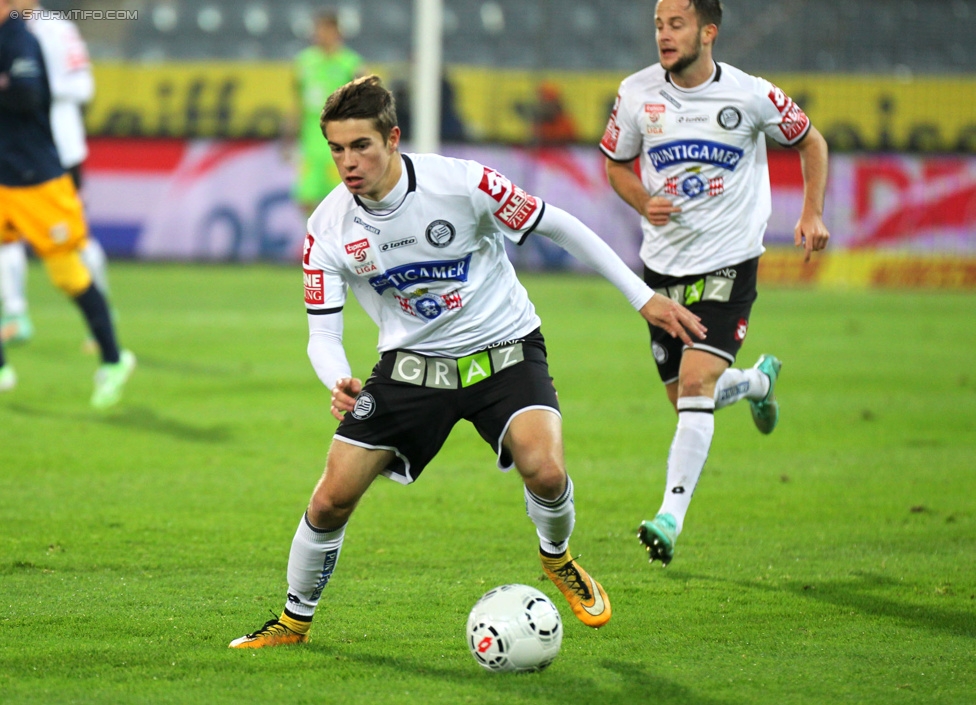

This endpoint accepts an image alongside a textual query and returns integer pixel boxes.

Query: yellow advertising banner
[87,62,976,152]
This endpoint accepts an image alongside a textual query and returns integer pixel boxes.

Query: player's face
[655,0,707,75]
[326,119,401,201]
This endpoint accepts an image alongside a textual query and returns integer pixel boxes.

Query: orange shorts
[0,174,89,256]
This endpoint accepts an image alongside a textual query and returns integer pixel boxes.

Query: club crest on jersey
[425,220,456,248]
[344,238,371,262]
[369,254,473,295]
[646,140,745,173]
[717,106,742,130]
[644,103,666,135]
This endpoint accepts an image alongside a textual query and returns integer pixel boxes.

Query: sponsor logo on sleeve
[303,268,325,304]
[600,93,623,151]
[478,167,512,202]
[344,238,371,262]
[495,186,540,230]
[767,85,810,141]
[303,233,314,265]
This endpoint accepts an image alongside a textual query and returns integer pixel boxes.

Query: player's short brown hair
[320,75,399,142]
[688,0,722,29]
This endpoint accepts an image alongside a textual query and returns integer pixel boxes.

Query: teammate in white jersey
[0,0,112,347]
[600,0,829,566]
[230,75,705,649]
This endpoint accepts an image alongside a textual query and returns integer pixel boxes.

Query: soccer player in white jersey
[600,0,829,566]
[0,0,112,347]
[229,75,706,648]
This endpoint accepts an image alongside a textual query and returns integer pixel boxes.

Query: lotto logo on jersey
[344,238,371,262]
[304,269,325,305]
[495,186,539,230]
[767,85,810,141]
[478,167,513,202]
[303,233,314,265]
[600,94,623,152]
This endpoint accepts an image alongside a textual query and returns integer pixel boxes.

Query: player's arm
[605,158,681,226]
[0,37,45,113]
[792,125,830,262]
[307,311,359,420]
[40,22,94,104]
[534,205,705,345]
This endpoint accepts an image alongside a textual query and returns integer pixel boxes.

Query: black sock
[0,339,6,369]
[74,284,120,364]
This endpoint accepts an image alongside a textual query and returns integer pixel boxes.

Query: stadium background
[47,0,976,287]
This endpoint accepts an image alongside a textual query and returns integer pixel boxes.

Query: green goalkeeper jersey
[295,45,363,158]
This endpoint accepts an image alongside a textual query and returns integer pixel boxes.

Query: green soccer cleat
[638,513,677,566]
[0,313,33,345]
[749,354,782,435]
[91,349,136,409]
[0,365,16,392]
[229,617,309,649]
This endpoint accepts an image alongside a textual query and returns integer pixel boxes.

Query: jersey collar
[354,154,417,215]
[664,62,722,92]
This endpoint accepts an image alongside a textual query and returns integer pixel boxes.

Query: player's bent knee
[42,250,92,297]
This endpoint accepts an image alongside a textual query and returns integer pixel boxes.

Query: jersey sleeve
[599,84,642,162]
[470,162,545,244]
[37,20,94,105]
[753,78,811,147]
[302,230,348,314]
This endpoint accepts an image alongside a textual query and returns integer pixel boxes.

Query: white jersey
[303,153,546,357]
[27,8,94,168]
[601,62,811,276]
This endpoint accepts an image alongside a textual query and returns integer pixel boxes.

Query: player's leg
[713,356,782,434]
[0,229,33,345]
[0,321,14,392]
[640,349,727,566]
[503,408,611,628]
[11,175,135,407]
[230,440,393,649]
[79,238,114,355]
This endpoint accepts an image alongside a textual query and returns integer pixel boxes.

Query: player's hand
[644,196,681,226]
[639,295,706,347]
[794,212,830,262]
[330,376,363,420]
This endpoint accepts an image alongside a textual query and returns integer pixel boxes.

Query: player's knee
[42,251,92,297]
[520,456,566,500]
[307,489,356,528]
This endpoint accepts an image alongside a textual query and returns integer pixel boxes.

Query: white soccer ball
[466,584,563,673]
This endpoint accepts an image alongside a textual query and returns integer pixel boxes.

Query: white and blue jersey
[601,62,811,276]
[303,153,546,357]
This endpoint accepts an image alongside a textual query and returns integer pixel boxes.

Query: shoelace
[554,561,592,601]
[248,611,288,638]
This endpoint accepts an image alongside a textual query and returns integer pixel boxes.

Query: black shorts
[643,257,759,384]
[334,328,560,484]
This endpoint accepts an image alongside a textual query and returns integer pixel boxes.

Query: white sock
[658,396,715,535]
[284,513,345,619]
[713,367,769,409]
[0,241,29,317]
[80,239,110,295]
[525,476,575,556]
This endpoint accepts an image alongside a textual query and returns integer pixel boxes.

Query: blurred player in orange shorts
[0,1,133,408]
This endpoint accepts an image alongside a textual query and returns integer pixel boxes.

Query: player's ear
[701,23,718,46]
[386,125,401,152]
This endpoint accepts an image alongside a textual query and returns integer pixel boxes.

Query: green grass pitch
[1,263,974,704]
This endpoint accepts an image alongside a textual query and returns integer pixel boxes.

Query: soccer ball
[466,584,563,673]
